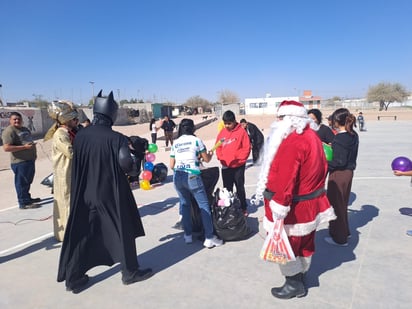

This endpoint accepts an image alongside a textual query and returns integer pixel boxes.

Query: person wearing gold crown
[254,100,336,299]
[44,101,79,242]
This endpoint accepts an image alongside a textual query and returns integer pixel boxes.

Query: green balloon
[148,143,158,153]
[323,143,333,161]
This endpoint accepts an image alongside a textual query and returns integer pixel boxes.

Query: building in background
[244,90,321,115]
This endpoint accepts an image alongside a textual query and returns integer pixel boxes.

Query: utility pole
[0,84,3,106]
[89,81,95,103]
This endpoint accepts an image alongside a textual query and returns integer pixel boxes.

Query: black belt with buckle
[263,188,325,202]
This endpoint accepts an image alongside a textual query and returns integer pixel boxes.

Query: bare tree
[367,82,409,111]
[218,89,240,104]
[185,96,210,108]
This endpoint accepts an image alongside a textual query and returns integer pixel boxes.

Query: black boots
[122,268,153,285]
[66,275,89,293]
[271,273,306,299]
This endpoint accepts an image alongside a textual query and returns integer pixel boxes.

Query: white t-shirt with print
[170,134,206,175]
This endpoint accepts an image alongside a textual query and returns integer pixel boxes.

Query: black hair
[178,118,195,137]
[307,108,322,124]
[222,110,236,122]
[331,108,357,134]
[10,112,22,119]
[149,118,155,130]
[239,118,247,123]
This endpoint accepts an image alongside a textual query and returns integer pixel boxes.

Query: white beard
[252,115,311,205]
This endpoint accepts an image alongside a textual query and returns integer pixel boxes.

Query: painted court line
[0,232,53,256]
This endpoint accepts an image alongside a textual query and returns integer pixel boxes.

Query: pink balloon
[145,153,156,162]
[142,170,152,181]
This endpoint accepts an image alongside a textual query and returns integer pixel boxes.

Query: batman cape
[57,122,145,285]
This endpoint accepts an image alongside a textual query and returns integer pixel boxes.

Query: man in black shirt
[160,115,176,147]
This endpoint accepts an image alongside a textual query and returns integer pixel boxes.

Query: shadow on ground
[307,204,379,289]
[0,236,60,264]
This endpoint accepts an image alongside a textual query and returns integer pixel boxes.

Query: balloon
[139,179,151,190]
[142,170,152,181]
[391,156,412,172]
[148,143,158,153]
[322,143,333,161]
[144,161,154,171]
[145,153,156,162]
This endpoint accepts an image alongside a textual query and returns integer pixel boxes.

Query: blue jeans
[173,170,214,239]
[11,160,35,207]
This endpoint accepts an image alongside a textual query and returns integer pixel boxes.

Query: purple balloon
[391,156,412,172]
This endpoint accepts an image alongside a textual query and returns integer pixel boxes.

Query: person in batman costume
[57,90,153,292]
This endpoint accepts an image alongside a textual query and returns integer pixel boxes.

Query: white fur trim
[277,104,307,118]
[263,206,336,236]
[285,207,336,236]
[279,256,312,276]
[269,200,290,219]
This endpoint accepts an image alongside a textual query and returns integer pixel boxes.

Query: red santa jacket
[263,127,335,237]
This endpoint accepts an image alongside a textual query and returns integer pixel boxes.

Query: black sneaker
[30,197,41,203]
[122,268,153,285]
[20,203,41,209]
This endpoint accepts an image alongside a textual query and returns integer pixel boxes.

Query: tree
[367,82,409,111]
[185,95,211,109]
[218,89,240,104]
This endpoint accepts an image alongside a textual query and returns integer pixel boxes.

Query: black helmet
[93,90,118,123]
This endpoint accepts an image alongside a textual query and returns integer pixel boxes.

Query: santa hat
[277,100,307,118]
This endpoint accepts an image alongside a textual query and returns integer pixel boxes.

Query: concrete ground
[1,118,412,308]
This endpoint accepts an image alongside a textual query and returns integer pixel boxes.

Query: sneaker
[184,234,193,244]
[324,236,348,247]
[203,236,223,248]
[20,203,41,209]
[30,197,41,203]
[406,230,412,236]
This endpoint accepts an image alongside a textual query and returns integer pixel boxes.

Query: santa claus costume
[254,100,336,299]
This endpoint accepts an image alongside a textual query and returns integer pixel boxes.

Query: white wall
[244,96,299,115]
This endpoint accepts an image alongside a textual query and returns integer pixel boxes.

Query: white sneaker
[184,234,193,244]
[203,236,223,248]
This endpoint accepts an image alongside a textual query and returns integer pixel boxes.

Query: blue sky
[1,0,411,105]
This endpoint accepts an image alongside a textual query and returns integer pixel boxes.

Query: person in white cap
[254,100,336,299]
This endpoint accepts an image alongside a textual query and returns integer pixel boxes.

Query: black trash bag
[191,167,220,233]
[211,188,250,241]
[150,163,168,184]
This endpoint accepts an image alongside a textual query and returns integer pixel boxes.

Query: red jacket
[216,123,251,168]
